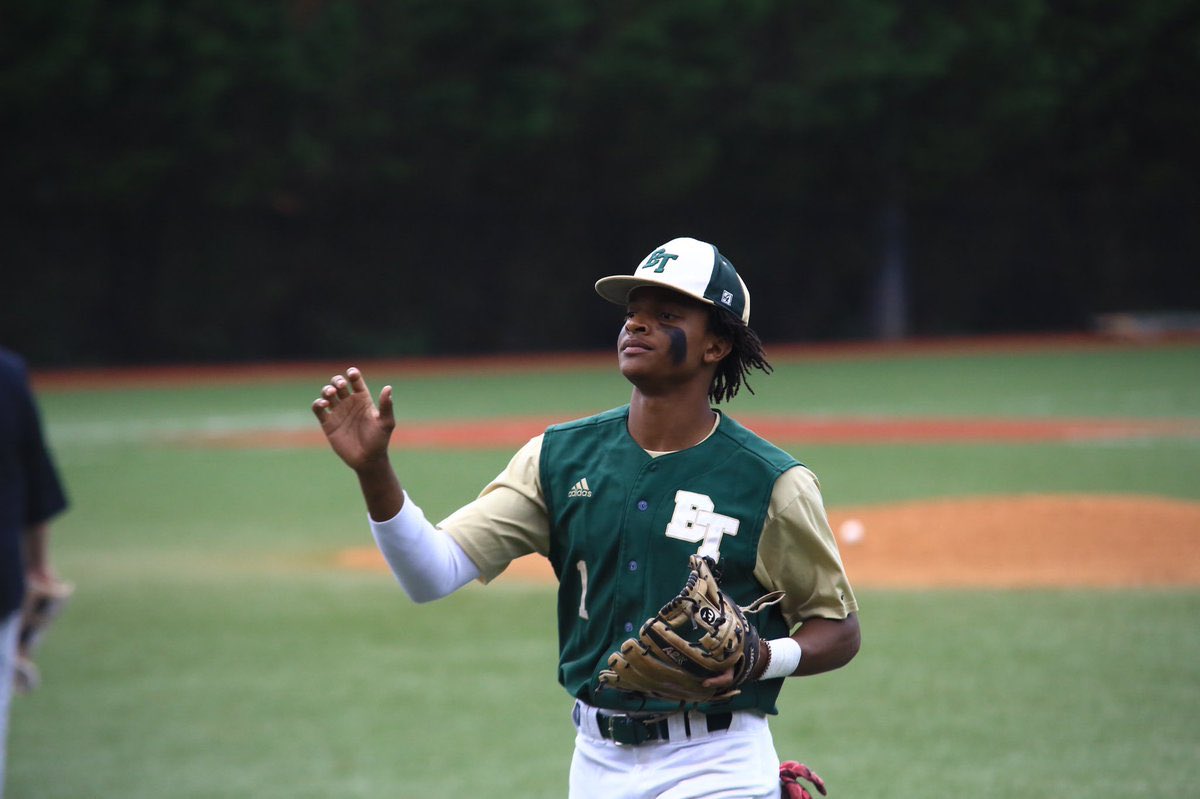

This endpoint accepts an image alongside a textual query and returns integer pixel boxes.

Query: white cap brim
[594,274,706,307]
[594,273,751,324]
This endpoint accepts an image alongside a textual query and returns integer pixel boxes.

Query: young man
[313,237,860,799]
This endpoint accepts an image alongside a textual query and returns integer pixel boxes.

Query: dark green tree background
[3,0,1197,364]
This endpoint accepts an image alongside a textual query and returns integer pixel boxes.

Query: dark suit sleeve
[1,350,68,527]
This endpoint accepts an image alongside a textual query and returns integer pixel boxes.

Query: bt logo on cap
[642,248,679,273]
[594,236,752,325]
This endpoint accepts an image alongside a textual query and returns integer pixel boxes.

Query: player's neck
[626,390,717,453]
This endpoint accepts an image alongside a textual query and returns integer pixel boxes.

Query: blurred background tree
[2,0,1196,364]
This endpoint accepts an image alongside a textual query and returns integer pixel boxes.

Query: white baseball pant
[569,700,780,799]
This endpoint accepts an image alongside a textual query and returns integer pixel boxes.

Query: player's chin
[618,353,658,382]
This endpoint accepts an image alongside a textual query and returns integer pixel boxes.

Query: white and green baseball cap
[595,237,751,324]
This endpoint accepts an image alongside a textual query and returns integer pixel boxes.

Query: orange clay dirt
[336,493,1200,589]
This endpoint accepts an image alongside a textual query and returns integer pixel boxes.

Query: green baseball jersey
[543,406,800,714]
[442,405,857,716]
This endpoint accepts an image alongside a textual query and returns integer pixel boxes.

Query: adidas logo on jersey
[568,478,593,498]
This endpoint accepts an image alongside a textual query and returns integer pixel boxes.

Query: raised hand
[311,367,395,472]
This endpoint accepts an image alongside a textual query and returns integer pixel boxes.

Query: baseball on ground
[838,518,865,544]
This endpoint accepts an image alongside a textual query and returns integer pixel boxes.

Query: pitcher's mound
[337,494,1200,588]
[829,494,1200,587]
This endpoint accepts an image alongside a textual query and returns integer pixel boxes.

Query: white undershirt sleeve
[368,492,482,603]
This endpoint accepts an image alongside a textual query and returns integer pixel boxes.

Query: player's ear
[702,332,733,365]
[702,309,734,365]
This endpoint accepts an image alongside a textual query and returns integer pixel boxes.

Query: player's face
[618,287,729,387]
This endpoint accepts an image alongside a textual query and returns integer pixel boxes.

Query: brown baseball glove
[597,554,783,705]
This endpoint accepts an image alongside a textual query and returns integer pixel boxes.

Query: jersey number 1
[576,560,589,620]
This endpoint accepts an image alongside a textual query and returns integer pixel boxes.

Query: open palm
[311,368,395,470]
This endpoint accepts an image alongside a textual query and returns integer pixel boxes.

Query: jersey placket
[610,457,663,640]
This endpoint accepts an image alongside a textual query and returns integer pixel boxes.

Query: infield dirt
[336,494,1200,589]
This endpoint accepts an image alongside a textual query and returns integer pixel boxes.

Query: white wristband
[759,637,803,681]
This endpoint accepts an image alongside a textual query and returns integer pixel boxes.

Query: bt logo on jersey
[665,490,740,558]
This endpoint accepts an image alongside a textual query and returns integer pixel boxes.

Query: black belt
[595,710,733,746]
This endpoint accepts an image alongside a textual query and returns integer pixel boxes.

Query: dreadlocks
[707,309,773,404]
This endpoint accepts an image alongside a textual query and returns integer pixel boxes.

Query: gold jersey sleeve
[753,465,858,628]
[439,434,551,583]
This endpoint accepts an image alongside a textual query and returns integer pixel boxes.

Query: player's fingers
[349,367,380,399]
[378,385,395,424]
[331,374,352,399]
[311,384,339,411]
[311,397,330,420]
[701,667,736,689]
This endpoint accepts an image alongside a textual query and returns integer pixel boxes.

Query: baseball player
[313,237,859,798]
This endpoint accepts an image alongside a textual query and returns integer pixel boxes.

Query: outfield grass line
[144,414,1200,450]
[46,410,1200,451]
[46,410,315,445]
[30,332,1200,391]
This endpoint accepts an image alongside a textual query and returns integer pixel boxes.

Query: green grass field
[12,340,1200,798]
